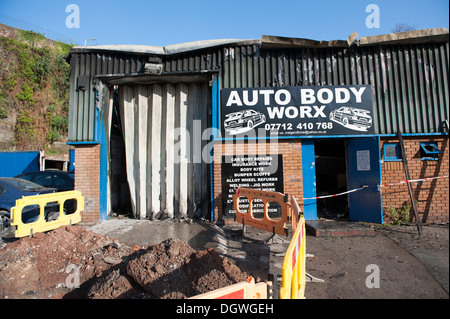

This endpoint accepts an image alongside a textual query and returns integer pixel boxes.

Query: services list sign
[221,154,284,218]
[221,85,374,138]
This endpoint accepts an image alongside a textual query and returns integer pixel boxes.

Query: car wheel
[0,210,11,231]
[343,118,349,126]
[247,120,254,128]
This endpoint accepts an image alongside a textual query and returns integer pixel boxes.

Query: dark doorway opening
[109,89,132,217]
[314,140,348,219]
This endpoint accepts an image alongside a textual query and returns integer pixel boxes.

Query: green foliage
[33,49,51,86]
[0,30,73,150]
[388,202,412,225]
[15,109,36,142]
[17,29,46,47]
[46,104,68,144]
[16,83,35,103]
[0,106,7,119]
[0,91,10,119]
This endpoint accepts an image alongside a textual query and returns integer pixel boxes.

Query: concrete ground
[86,217,449,299]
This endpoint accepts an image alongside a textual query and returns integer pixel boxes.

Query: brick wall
[74,144,100,223]
[213,139,303,222]
[381,136,449,224]
[213,136,449,224]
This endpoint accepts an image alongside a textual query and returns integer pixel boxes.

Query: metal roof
[70,28,449,56]
[70,39,260,55]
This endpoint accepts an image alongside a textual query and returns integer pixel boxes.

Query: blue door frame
[301,140,318,220]
[301,136,383,223]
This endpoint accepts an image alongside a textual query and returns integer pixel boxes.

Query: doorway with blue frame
[302,136,383,224]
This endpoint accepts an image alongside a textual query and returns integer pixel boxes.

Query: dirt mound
[125,238,249,299]
[0,226,249,299]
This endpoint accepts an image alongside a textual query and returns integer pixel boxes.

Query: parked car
[15,171,74,192]
[329,106,372,131]
[0,177,58,231]
[224,109,266,135]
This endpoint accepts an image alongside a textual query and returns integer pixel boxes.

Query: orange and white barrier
[221,189,309,299]
[232,188,291,237]
[190,277,269,299]
[289,194,302,233]
[280,203,306,299]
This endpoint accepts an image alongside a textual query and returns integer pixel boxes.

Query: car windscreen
[226,112,243,119]
[2,178,48,191]
[354,109,369,115]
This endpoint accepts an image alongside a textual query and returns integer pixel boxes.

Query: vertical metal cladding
[68,49,222,142]
[68,52,147,142]
[220,42,449,135]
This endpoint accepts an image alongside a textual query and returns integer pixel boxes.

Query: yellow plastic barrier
[190,277,269,299]
[280,201,306,299]
[233,188,291,237]
[11,190,84,238]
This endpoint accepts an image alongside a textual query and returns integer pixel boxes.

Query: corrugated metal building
[67,28,449,225]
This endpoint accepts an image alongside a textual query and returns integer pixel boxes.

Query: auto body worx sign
[221,85,374,137]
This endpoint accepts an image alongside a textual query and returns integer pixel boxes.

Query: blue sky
[0,0,448,46]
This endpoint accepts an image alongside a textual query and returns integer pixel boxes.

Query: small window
[384,143,401,161]
[420,142,440,161]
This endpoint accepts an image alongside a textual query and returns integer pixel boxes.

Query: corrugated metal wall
[68,50,221,142]
[68,52,148,142]
[221,42,449,135]
[69,40,449,141]
[118,82,210,219]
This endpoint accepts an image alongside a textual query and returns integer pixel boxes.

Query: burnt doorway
[314,140,348,219]
[109,89,132,216]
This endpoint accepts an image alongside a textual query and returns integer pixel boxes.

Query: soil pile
[0,226,249,299]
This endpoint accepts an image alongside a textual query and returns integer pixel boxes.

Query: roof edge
[69,28,449,56]
[261,34,348,48]
[359,28,449,46]
[70,39,261,55]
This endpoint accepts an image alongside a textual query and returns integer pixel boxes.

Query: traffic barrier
[233,188,291,237]
[280,200,306,299]
[289,194,302,233]
[190,277,269,299]
[11,190,84,238]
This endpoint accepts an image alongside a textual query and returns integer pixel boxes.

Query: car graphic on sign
[329,106,373,131]
[224,109,266,135]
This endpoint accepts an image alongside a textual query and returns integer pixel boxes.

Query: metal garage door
[118,82,211,219]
